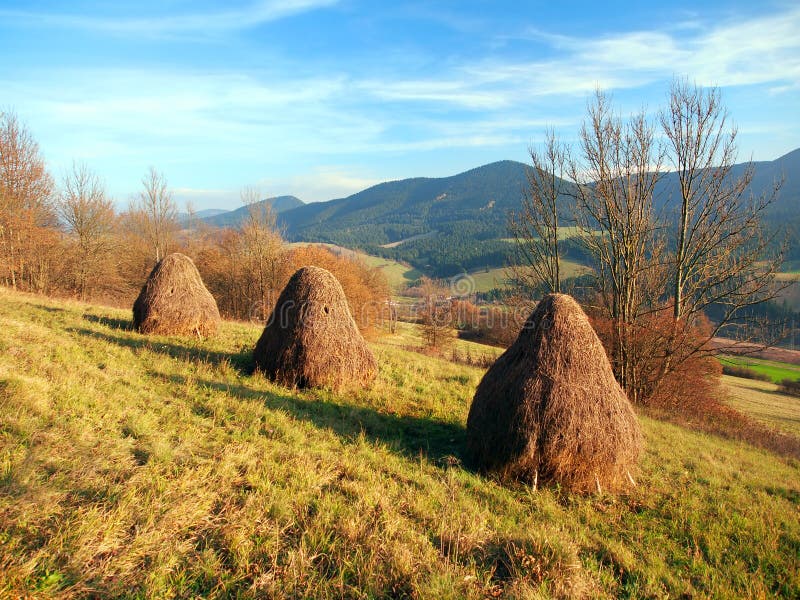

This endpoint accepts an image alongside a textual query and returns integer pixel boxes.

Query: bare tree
[508,130,571,295]
[131,167,176,262]
[657,78,788,371]
[58,162,116,299]
[418,276,454,351]
[240,187,286,319]
[0,110,56,289]
[571,92,665,401]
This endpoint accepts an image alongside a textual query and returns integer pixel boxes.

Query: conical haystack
[253,266,377,390]
[132,253,220,337]
[466,293,642,492]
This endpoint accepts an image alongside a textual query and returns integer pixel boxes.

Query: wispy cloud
[0,0,338,37]
[362,6,800,108]
[2,2,797,207]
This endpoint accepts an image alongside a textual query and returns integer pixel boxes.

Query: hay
[253,265,377,390]
[466,293,642,492]
[132,253,220,337]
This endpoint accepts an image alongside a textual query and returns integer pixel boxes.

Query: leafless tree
[58,162,116,299]
[0,110,56,290]
[508,130,571,295]
[657,78,788,372]
[418,276,454,350]
[131,167,176,263]
[571,92,665,401]
[240,187,286,319]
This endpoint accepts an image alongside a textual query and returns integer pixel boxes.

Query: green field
[288,241,593,294]
[718,354,800,383]
[463,260,591,294]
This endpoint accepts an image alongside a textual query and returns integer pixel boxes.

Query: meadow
[723,375,800,437]
[718,355,800,384]
[1,288,799,598]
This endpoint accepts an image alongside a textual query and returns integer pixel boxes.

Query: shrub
[721,364,772,382]
[779,379,800,397]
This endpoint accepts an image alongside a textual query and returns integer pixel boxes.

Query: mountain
[202,195,305,227]
[178,208,228,222]
[277,150,798,247]
[279,160,530,246]
[194,151,798,279]
[654,147,800,218]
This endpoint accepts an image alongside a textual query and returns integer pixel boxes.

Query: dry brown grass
[253,266,377,390]
[466,293,642,493]
[132,253,220,337]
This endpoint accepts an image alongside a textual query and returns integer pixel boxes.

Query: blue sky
[1,0,798,209]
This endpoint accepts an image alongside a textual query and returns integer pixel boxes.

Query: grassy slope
[719,355,800,383]
[1,289,799,599]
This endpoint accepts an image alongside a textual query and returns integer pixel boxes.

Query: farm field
[718,354,800,383]
[1,289,799,598]
[455,259,591,295]
[722,375,800,437]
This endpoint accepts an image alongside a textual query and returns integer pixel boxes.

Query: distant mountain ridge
[197,149,799,277]
[178,208,228,222]
[257,150,799,241]
[275,160,528,246]
[202,195,304,227]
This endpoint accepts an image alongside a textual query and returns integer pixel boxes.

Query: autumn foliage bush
[193,235,390,335]
[452,300,523,348]
[287,245,391,335]
[591,308,800,458]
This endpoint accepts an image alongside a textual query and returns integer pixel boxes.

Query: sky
[1,0,799,210]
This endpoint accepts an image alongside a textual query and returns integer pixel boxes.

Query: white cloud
[3,4,798,204]
[0,0,338,37]
[259,166,381,202]
[360,6,800,108]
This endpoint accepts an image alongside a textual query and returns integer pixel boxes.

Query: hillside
[1,289,799,598]
[277,161,529,245]
[278,161,531,277]
[188,151,798,280]
[202,195,305,228]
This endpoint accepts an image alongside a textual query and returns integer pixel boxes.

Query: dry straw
[253,266,377,390]
[466,293,642,493]
[132,253,220,337]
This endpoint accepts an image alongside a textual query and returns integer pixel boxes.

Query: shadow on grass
[169,371,466,464]
[67,327,254,374]
[67,323,466,464]
[82,313,133,331]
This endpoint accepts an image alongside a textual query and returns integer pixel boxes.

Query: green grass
[719,354,800,384]
[464,260,591,293]
[360,255,422,291]
[722,375,800,437]
[501,226,586,243]
[1,289,799,598]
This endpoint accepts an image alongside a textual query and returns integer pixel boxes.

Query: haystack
[132,253,220,337]
[466,293,641,492]
[253,266,377,390]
